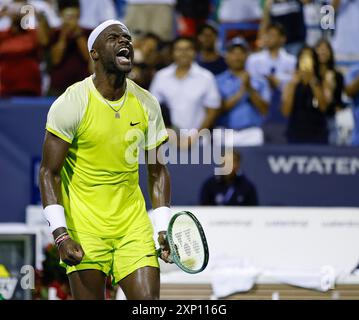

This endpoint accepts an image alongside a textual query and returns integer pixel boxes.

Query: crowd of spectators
[1,0,359,146]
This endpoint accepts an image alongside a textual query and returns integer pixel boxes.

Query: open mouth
[116,47,131,65]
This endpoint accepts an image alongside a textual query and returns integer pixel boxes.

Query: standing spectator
[260,0,307,56]
[247,22,296,143]
[150,36,221,137]
[47,0,90,96]
[215,37,270,146]
[200,150,258,206]
[196,22,227,75]
[345,63,359,146]
[0,3,42,96]
[282,46,329,144]
[125,0,175,41]
[315,38,345,145]
[331,0,359,58]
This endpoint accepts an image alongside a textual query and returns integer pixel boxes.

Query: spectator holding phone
[282,46,328,144]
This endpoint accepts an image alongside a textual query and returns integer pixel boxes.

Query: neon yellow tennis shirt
[46,76,168,238]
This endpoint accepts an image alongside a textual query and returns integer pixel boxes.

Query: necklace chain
[102,90,127,117]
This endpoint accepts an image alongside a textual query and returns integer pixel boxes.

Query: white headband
[87,19,129,52]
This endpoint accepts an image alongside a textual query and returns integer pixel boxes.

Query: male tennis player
[39,19,172,300]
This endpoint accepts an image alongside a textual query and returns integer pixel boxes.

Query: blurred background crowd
[1,0,359,300]
[1,0,359,147]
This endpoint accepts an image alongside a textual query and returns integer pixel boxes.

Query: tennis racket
[156,211,209,274]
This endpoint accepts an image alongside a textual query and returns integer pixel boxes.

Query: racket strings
[172,219,205,270]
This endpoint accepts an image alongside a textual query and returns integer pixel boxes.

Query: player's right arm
[39,131,84,266]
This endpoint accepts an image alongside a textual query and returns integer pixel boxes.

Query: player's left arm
[145,143,172,263]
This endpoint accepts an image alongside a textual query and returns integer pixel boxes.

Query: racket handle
[156,248,162,257]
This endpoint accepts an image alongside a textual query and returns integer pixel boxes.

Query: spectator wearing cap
[200,150,258,206]
[47,0,91,96]
[247,22,296,144]
[150,36,221,146]
[196,22,227,76]
[345,63,359,146]
[214,37,270,146]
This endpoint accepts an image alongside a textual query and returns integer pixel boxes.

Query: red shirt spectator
[0,28,42,97]
[47,2,90,96]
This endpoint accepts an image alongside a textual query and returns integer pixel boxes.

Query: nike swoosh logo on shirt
[130,121,140,126]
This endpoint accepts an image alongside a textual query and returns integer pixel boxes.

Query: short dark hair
[172,36,197,50]
[58,0,80,12]
[267,22,286,38]
[197,22,218,36]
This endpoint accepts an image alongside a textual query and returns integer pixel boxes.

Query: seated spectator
[315,38,345,145]
[0,4,42,96]
[215,37,270,146]
[200,150,258,206]
[282,46,328,144]
[345,63,359,146]
[47,0,90,96]
[247,22,296,144]
[260,0,306,56]
[125,0,175,41]
[196,22,227,76]
[150,36,221,145]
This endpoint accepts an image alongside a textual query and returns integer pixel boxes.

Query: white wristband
[43,204,67,233]
[152,206,172,234]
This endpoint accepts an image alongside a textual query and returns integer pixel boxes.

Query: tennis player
[39,20,172,300]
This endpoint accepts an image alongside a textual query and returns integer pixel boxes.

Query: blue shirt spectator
[214,37,270,146]
[216,71,270,130]
[345,63,359,146]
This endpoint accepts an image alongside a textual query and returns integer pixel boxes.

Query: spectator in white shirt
[247,22,296,143]
[150,36,221,145]
[125,0,175,41]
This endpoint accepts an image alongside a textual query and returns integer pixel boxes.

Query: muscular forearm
[39,166,66,239]
[147,163,171,208]
[39,166,62,207]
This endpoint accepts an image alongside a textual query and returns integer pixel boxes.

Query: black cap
[226,37,249,51]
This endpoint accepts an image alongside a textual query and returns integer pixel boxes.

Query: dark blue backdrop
[1,99,359,223]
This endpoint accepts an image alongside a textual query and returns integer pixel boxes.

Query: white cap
[87,19,129,52]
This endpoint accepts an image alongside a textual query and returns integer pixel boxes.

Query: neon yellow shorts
[60,222,159,285]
